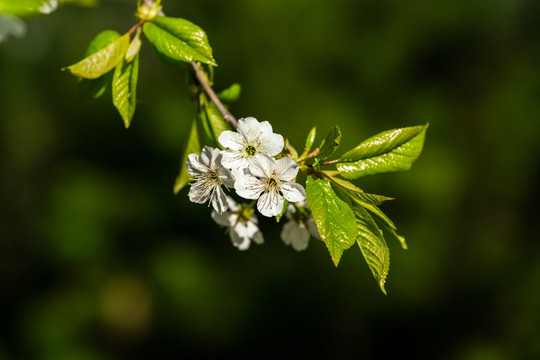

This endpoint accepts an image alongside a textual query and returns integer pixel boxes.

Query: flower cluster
[187,117,316,251]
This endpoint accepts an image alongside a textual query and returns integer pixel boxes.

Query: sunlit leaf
[217,83,241,103]
[63,33,130,79]
[304,126,317,152]
[143,16,217,67]
[125,27,142,63]
[314,126,341,166]
[306,177,357,266]
[78,30,121,100]
[0,0,57,17]
[112,54,139,128]
[337,124,428,179]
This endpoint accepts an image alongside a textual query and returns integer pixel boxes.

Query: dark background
[1,0,539,358]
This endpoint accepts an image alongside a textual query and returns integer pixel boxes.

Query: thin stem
[322,159,339,166]
[128,22,142,36]
[191,62,238,129]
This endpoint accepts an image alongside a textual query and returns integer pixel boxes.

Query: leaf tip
[379,282,387,295]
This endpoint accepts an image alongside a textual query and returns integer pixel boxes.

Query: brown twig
[190,62,238,128]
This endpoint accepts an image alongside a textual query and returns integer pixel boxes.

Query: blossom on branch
[234,155,305,217]
[187,146,235,214]
[218,117,284,176]
[211,197,263,250]
[281,202,320,251]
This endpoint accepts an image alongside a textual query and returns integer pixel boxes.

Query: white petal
[259,133,284,156]
[200,146,214,167]
[248,154,274,179]
[230,230,251,251]
[226,196,239,212]
[235,174,265,199]
[187,153,207,175]
[218,130,244,151]
[238,117,260,135]
[211,186,229,214]
[188,183,209,204]
[281,221,310,251]
[211,209,232,227]
[257,189,284,217]
[280,182,306,203]
[275,157,299,181]
[207,147,222,168]
[221,150,248,173]
[218,166,235,188]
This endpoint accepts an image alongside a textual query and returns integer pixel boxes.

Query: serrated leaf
[0,0,57,17]
[328,176,393,205]
[112,54,139,128]
[354,204,390,294]
[197,93,231,148]
[143,16,217,67]
[217,83,241,103]
[64,33,130,79]
[305,126,317,151]
[306,177,357,266]
[337,124,428,179]
[78,30,121,100]
[174,119,201,194]
[314,126,341,166]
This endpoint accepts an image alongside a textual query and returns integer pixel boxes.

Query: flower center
[267,177,278,188]
[245,145,257,156]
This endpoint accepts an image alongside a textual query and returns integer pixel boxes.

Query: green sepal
[174,118,201,194]
[142,16,217,67]
[112,54,139,128]
[63,33,130,79]
[337,124,428,179]
[77,30,121,100]
[306,177,357,266]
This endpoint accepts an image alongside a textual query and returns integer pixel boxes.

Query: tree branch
[190,62,238,129]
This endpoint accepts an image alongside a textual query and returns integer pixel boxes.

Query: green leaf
[197,93,231,148]
[174,119,201,194]
[314,126,341,166]
[328,176,393,205]
[306,177,357,266]
[125,27,142,63]
[143,16,217,67]
[0,0,57,17]
[354,204,390,294]
[304,126,317,151]
[217,83,241,103]
[337,124,428,179]
[78,30,121,100]
[63,33,130,79]
[112,54,139,128]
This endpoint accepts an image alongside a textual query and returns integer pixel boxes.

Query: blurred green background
[1,0,540,358]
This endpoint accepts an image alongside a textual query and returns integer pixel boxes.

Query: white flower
[281,202,320,251]
[211,197,264,251]
[218,117,284,175]
[234,155,305,217]
[187,146,235,214]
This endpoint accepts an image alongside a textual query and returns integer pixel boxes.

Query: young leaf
[143,16,217,67]
[304,126,317,151]
[78,30,121,100]
[328,176,393,205]
[125,27,142,63]
[64,33,130,79]
[174,119,201,194]
[306,177,357,266]
[217,83,241,103]
[337,124,428,179]
[354,204,390,294]
[112,54,139,128]
[314,126,341,166]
